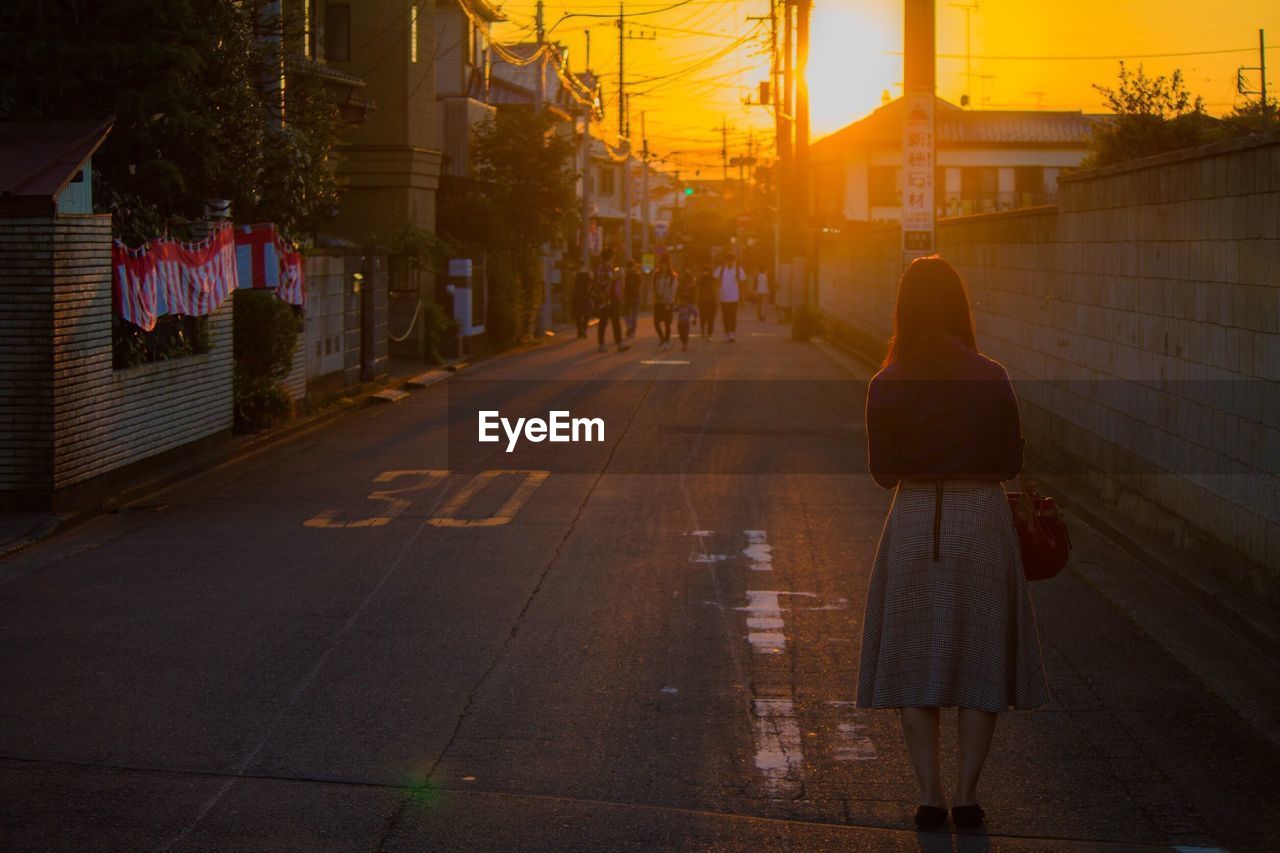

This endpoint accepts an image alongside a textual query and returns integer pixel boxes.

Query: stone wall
[818,132,1280,603]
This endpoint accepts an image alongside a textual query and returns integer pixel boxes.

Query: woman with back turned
[856,256,1051,833]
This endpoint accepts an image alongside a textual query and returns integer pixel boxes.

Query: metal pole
[641,111,651,257]
[794,0,811,309]
[619,5,632,263]
[581,94,593,269]
[534,0,551,337]
[1262,29,1268,114]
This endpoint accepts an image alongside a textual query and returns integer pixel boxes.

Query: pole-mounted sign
[902,0,936,263]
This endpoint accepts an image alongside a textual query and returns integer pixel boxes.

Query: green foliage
[112,315,210,369]
[0,0,343,243]
[233,367,294,430]
[439,107,578,348]
[1217,99,1280,137]
[422,301,454,364]
[1084,63,1218,168]
[232,290,298,431]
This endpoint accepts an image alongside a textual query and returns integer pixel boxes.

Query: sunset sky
[492,1,1277,175]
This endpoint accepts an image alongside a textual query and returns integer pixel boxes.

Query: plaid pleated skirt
[856,480,1052,712]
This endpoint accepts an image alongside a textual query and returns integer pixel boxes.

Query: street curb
[809,335,1280,663]
[1,326,577,560]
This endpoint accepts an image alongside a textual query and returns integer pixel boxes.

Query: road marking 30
[304,470,448,528]
[428,470,549,528]
[304,469,549,529]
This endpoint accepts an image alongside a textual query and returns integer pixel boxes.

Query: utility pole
[534,0,551,336]
[581,47,594,271]
[780,0,794,312]
[721,117,729,183]
[1236,29,1269,117]
[618,4,632,263]
[770,0,783,293]
[582,25,594,268]
[641,110,651,257]
[793,0,812,312]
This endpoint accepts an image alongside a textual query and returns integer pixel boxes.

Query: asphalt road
[2,313,1278,852]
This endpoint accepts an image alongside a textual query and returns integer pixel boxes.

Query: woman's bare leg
[954,708,998,805]
[899,707,946,807]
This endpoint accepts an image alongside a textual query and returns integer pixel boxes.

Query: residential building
[435,0,504,179]
[320,0,443,243]
[810,96,1100,225]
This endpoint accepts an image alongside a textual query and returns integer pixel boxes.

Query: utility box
[446,258,484,338]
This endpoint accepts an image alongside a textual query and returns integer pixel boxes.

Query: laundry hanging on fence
[112,223,240,332]
[233,223,306,307]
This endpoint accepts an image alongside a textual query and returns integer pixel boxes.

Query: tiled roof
[811,97,1101,159]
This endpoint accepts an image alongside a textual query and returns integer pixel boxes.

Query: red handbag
[1007,478,1071,581]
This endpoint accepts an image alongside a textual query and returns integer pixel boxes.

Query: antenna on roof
[949,2,978,108]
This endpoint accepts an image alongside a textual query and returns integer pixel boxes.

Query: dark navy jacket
[865,338,1024,489]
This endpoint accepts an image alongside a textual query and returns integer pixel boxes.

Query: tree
[0,0,342,243]
[440,107,578,346]
[1083,62,1219,168]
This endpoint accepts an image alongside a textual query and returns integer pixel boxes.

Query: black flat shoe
[914,805,948,830]
[952,804,985,830]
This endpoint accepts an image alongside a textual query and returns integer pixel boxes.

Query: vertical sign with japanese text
[902,92,935,257]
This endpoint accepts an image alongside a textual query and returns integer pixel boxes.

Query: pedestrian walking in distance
[571,265,593,339]
[856,255,1051,832]
[593,248,629,353]
[674,271,698,352]
[696,265,718,340]
[754,265,770,321]
[623,258,642,339]
[715,252,745,342]
[652,253,677,350]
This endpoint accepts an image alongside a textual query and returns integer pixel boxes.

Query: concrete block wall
[819,133,1280,603]
[0,218,64,502]
[0,214,234,508]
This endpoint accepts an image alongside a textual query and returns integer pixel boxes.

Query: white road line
[833,721,878,762]
[752,699,804,797]
[736,590,786,654]
[743,529,772,572]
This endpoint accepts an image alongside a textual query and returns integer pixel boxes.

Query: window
[599,166,616,196]
[325,4,350,62]
[410,4,419,63]
[868,166,899,208]
[959,167,998,214]
[304,0,317,58]
[1015,166,1045,206]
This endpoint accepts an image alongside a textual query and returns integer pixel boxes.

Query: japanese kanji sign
[902,92,935,256]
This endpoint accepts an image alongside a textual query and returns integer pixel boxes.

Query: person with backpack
[715,252,746,342]
[651,253,677,350]
[674,270,699,352]
[593,248,629,353]
[696,265,718,340]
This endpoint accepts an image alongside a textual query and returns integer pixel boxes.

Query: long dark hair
[882,255,977,368]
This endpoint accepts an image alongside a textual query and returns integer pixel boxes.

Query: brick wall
[819,132,1280,602]
[1,214,234,509]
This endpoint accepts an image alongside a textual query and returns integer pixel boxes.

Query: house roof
[0,117,114,216]
[490,43,597,118]
[811,97,1100,162]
